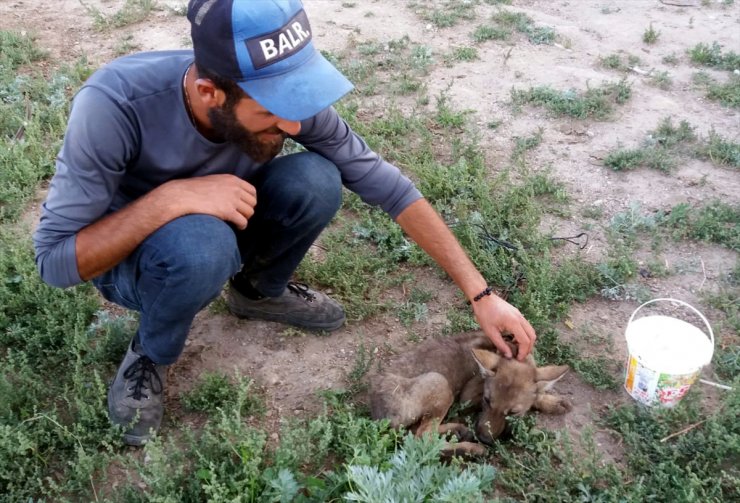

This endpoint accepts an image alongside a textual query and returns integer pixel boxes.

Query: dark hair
[194,61,248,109]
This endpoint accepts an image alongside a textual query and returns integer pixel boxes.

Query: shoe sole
[229,306,346,332]
[226,287,346,332]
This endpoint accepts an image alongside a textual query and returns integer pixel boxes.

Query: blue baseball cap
[188,0,354,121]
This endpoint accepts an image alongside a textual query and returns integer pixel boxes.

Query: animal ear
[471,349,501,377]
[535,365,569,391]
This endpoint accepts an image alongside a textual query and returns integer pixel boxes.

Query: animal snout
[475,413,506,445]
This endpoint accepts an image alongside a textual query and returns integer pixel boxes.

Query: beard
[207,104,286,163]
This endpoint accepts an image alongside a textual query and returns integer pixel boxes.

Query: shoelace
[287,281,316,302]
[123,355,163,400]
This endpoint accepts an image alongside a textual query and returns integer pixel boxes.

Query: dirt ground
[4,0,738,464]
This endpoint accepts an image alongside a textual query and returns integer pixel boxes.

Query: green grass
[0,32,92,222]
[511,128,544,162]
[472,9,557,45]
[602,117,740,173]
[603,390,740,501]
[696,130,740,168]
[447,46,479,63]
[328,36,434,98]
[650,70,673,90]
[599,52,642,73]
[664,201,740,252]
[642,23,660,44]
[706,74,740,108]
[412,0,478,28]
[511,79,631,120]
[3,26,739,502]
[80,0,158,31]
[181,372,264,416]
[689,41,740,71]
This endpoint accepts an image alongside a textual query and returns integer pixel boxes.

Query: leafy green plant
[80,0,158,31]
[181,371,264,416]
[664,201,740,251]
[604,117,698,172]
[706,74,740,108]
[688,41,740,71]
[414,0,478,28]
[696,130,740,167]
[643,23,660,44]
[494,418,625,501]
[511,79,631,120]
[511,128,544,162]
[650,70,673,90]
[471,25,511,43]
[604,389,740,502]
[344,434,496,502]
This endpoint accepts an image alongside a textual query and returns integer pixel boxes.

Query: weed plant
[0,32,91,222]
[181,371,264,416]
[81,0,158,31]
[604,389,740,501]
[696,130,740,168]
[473,9,557,45]
[511,128,544,162]
[650,70,673,90]
[603,117,720,172]
[412,0,478,28]
[689,41,740,71]
[643,23,660,45]
[599,52,641,73]
[706,74,740,108]
[511,79,631,120]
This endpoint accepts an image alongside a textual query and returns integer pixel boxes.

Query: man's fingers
[489,329,512,359]
[228,210,248,230]
[512,321,536,361]
[522,317,537,343]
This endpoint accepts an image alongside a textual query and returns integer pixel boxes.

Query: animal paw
[553,397,573,414]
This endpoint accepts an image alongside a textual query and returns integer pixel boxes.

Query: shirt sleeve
[293,107,423,219]
[32,86,139,288]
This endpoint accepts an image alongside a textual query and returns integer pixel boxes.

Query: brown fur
[368,332,572,457]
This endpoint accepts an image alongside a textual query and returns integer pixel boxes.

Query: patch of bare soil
[4,0,738,467]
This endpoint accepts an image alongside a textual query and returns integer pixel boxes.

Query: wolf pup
[369,332,572,457]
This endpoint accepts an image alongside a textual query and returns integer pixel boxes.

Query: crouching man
[33,0,536,445]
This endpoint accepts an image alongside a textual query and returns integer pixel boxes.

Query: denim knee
[139,215,241,296]
[258,152,342,225]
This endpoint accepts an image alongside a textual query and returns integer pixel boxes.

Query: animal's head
[470,349,569,444]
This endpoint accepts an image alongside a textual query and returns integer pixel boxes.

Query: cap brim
[238,50,353,121]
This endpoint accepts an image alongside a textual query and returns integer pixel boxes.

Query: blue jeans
[93,152,342,364]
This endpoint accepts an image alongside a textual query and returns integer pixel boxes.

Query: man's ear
[471,349,500,378]
[194,78,224,107]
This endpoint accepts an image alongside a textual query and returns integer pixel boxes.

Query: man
[33,0,536,446]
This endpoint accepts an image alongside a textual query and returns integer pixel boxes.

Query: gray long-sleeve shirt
[33,51,422,288]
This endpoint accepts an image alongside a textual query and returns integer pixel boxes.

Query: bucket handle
[628,298,714,347]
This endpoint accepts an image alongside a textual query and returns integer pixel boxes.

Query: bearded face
[207,101,286,163]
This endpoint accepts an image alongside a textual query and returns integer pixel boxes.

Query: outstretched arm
[395,198,536,360]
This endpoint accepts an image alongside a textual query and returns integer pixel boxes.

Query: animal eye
[483,396,491,406]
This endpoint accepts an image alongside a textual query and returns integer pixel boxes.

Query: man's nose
[276,119,301,136]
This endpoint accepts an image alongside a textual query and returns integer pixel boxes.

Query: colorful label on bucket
[624,355,699,407]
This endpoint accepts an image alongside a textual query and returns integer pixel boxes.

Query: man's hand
[394,199,538,360]
[76,173,256,281]
[471,293,536,360]
[165,174,257,229]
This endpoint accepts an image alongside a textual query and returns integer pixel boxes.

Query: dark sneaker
[108,341,167,446]
[227,281,346,331]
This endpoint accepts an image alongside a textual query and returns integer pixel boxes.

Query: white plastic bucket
[624,298,714,408]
